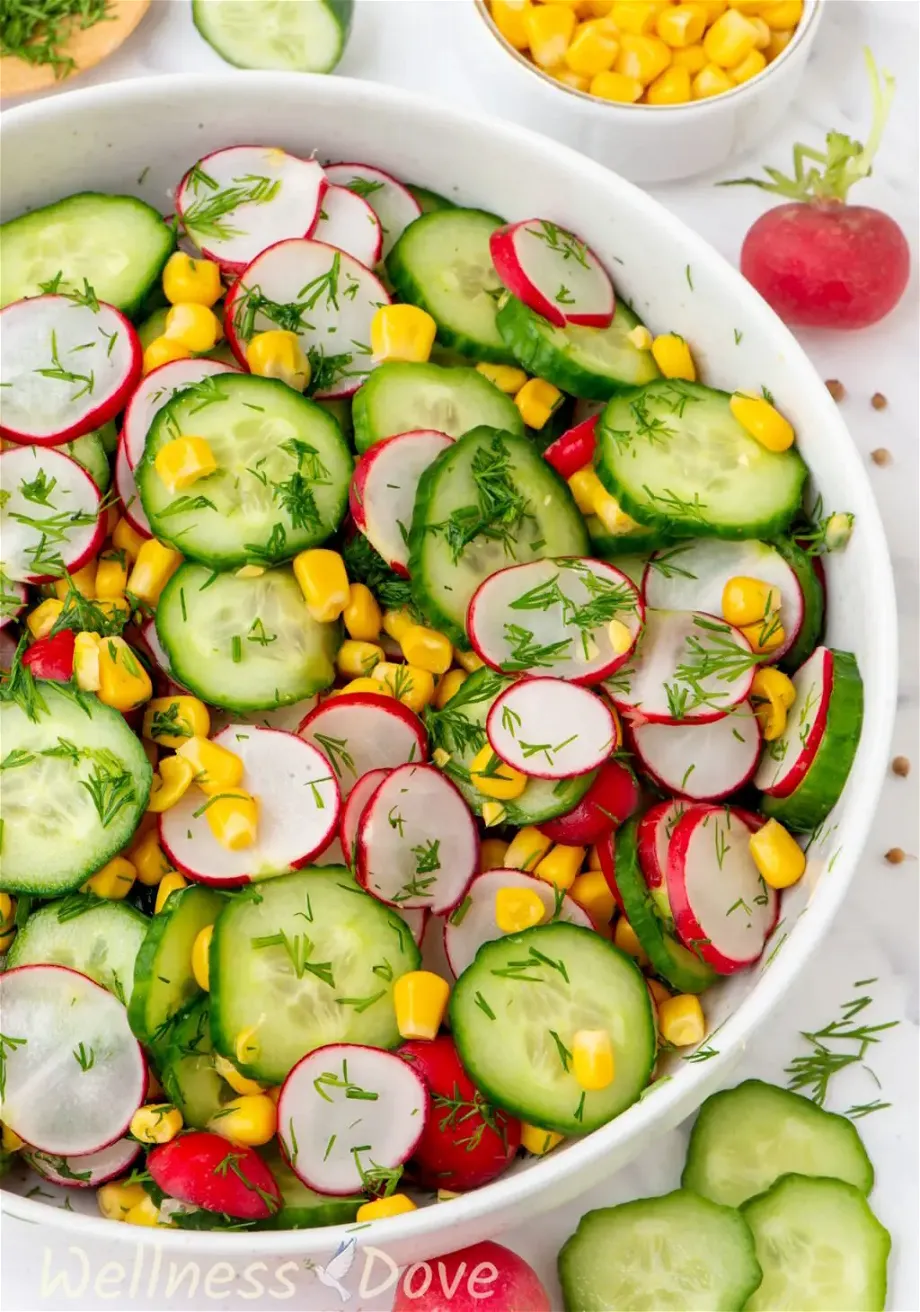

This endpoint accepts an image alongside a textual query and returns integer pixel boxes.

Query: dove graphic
[315,1237,358,1303]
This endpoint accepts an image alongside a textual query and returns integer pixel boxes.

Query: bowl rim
[472,0,822,113]
[0,69,898,1258]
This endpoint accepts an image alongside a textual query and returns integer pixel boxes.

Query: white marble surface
[2,2,917,1308]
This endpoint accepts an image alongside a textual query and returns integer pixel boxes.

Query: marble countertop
[2,2,917,1308]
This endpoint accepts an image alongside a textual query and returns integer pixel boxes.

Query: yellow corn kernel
[470,744,527,801]
[97,1180,149,1222]
[614,915,649,964]
[514,377,564,430]
[343,582,382,641]
[435,667,467,709]
[749,818,806,889]
[609,1,661,34]
[0,928,16,954]
[604,618,633,659]
[112,516,147,562]
[565,19,619,74]
[730,46,766,81]
[162,251,222,308]
[594,487,640,536]
[504,826,553,872]
[534,843,585,891]
[206,790,258,851]
[0,892,16,933]
[647,977,672,1008]
[246,330,311,392]
[293,548,350,623]
[26,598,63,639]
[721,575,781,627]
[143,336,192,375]
[747,14,771,45]
[147,754,196,813]
[95,552,128,600]
[765,26,793,60]
[130,1103,183,1144]
[671,42,708,71]
[370,305,437,365]
[356,1194,418,1222]
[703,6,758,65]
[495,886,546,933]
[336,677,393,698]
[479,837,510,871]
[191,924,213,990]
[475,362,529,394]
[164,303,222,353]
[759,0,802,28]
[615,32,671,84]
[131,830,173,886]
[572,1029,615,1090]
[98,637,152,712]
[646,63,692,102]
[382,607,415,643]
[235,1026,261,1066]
[651,333,695,381]
[490,0,532,49]
[54,559,97,600]
[520,1123,565,1155]
[582,0,614,13]
[96,596,132,627]
[337,639,384,680]
[482,801,508,827]
[546,65,590,88]
[71,631,100,692]
[154,436,218,493]
[740,617,785,654]
[142,738,159,772]
[626,323,653,349]
[568,466,604,514]
[729,392,795,451]
[692,61,735,96]
[454,647,484,674]
[213,1052,264,1096]
[656,3,706,46]
[128,539,183,607]
[177,735,245,795]
[752,666,796,709]
[657,994,706,1046]
[394,970,451,1040]
[400,624,453,676]
[525,1,576,67]
[208,1093,277,1146]
[143,695,211,749]
[570,870,616,926]
[588,843,603,870]
[155,871,188,913]
[373,662,436,713]
[124,1195,161,1227]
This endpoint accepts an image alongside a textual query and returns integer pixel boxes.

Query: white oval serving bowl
[0,72,896,1270]
[463,0,824,183]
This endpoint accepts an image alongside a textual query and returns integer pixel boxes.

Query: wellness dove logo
[314,1237,358,1302]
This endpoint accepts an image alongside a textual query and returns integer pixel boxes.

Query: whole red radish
[538,757,639,846]
[399,1036,520,1191]
[392,1241,552,1312]
[147,1131,281,1220]
[731,51,909,329]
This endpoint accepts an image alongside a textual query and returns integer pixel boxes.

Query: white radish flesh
[753,646,832,797]
[1,575,27,629]
[114,438,153,538]
[0,965,146,1156]
[123,358,236,468]
[400,907,428,947]
[209,696,320,737]
[25,1137,141,1188]
[159,725,340,885]
[356,764,478,913]
[323,163,422,260]
[298,693,427,799]
[635,798,686,921]
[631,706,761,801]
[278,1044,428,1194]
[1,444,103,583]
[350,429,453,575]
[313,184,383,268]
[339,767,391,866]
[489,219,614,329]
[486,678,616,779]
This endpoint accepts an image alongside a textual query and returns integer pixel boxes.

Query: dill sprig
[784,979,898,1109]
[340,533,416,614]
[232,282,315,340]
[429,435,534,564]
[1,0,112,78]
[422,667,505,756]
[183,174,281,242]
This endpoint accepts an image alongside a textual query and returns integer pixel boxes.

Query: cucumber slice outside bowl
[192,0,353,74]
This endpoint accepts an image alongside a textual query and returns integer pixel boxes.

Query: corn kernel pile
[486,0,803,105]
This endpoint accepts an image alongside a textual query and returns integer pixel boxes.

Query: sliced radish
[159,725,340,886]
[298,692,427,799]
[400,907,428,947]
[754,646,832,797]
[314,184,383,269]
[224,238,390,398]
[123,357,236,468]
[667,805,778,974]
[0,964,145,1156]
[324,162,422,260]
[634,798,689,921]
[278,1043,428,1195]
[642,539,803,665]
[468,557,643,684]
[489,219,614,329]
[486,678,616,780]
[176,146,326,274]
[25,1138,141,1189]
[140,617,179,683]
[543,415,598,480]
[209,697,321,737]
[596,833,624,913]
[537,757,638,846]
[114,437,153,539]
[1,444,104,583]
[0,296,141,446]
[350,429,453,576]
[356,764,478,913]
[443,868,593,977]
[1,575,27,629]
[340,767,391,867]
[631,706,761,801]
[604,609,756,726]
[148,1131,281,1219]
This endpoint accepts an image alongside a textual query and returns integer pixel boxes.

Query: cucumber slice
[597,381,808,540]
[496,294,660,400]
[137,374,352,569]
[406,184,457,214]
[0,193,174,316]
[682,1080,875,1208]
[586,512,670,557]
[0,685,152,896]
[128,884,226,1052]
[612,816,717,994]
[387,208,517,364]
[450,922,655,1133]
[192,0,352,72]
[425,666,597,825]
[64,429,111,493]
[155,563,339,712]
[352,360,524,453]
[6,896,148,1004]
[741,1174,890,1312]
[161,997,233,1128]
[255,1151,362,1230]
[773,535,825,670]
[209,866,422,1084]
[409,425,589,645]
[558,1189,763,1312]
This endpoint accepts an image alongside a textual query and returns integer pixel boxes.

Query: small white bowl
[464,0,823,183]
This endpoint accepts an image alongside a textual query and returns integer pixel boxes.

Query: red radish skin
[114,437,153,539]
[312,183,383,268]
[349,429,453,576]
[393,1242,552,1312]
[399,1036,520,1191]
[22,630,75,682]
[323,163,422,260]
[1,445,105,584]
[339,766,391,866]
[298,692,427,798]
[485,678,616,780]
[25,1138,141,1189]
[754,647,833,798]
[629,708,762,802]
[122,357,236,469]
[596,834,625,912]
[537,757,639,846]
[147,1131,281,1219]
[490,220,615,328]
[544,415,598,479]
[636,799,686,897]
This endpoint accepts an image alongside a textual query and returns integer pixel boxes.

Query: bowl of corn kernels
[466,0,823,183]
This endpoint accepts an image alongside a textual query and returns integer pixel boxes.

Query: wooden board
[0,0,150,100]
